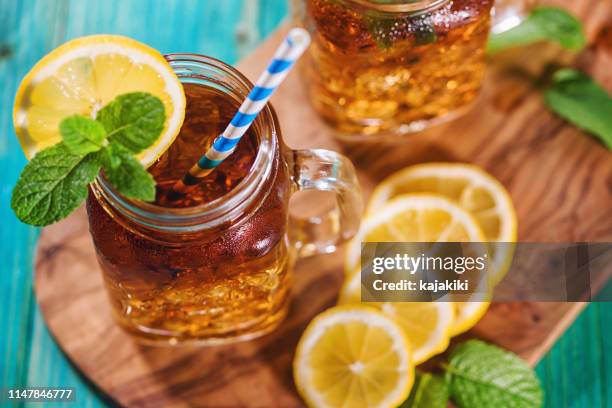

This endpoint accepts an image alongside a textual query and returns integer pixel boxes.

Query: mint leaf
[101,143,124,170]
[400,372,448,408]
[545,69,612,149]
[97,92,165,154]
[102,145,156,201]
[11,143,101,226]
[414,24,437,46]
[363,13,396,50]
[446,340,543,408]
[364,12,436,50]
[60,115,108,154]
[488,7,586,54]
[12,91,167,226]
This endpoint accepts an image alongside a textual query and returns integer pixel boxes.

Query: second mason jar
[293,0,494,139]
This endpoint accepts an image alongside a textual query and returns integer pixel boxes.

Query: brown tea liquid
[151,83,258,207]
[87,83,292,344]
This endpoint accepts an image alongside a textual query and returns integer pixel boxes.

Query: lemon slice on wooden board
[293,305,414,408]
[365,163,517,284]
[345,194,487,275]
[13,34,185,167]
[379,302,454,365]
[450,301,491,336]
[340,271,486,354]
[343,194,490,342]
[338,271,455,365]
[338,267,363,305]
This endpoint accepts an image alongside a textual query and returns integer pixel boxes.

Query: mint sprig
[11,143,102,226]
[12,92,164,226]
[398,340,543,408]
[488,7,586,54]
[445,340,543,408]
[363,11,437,51]
[60,116,108,154]
[102,144,156,201]
[545,69,612,149]
[97,92,165,153]
[400,371,448,408]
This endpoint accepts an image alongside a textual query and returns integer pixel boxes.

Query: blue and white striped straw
[172,28,311,194]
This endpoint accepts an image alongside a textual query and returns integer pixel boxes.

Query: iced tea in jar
[86,55,362,345]
[292,0,494,139]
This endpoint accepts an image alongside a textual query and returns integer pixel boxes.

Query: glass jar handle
[287,149,363,257]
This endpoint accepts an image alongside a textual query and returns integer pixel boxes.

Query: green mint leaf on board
[97,92,165,154]
[11,143,101,226]
[399,371,448,408]
[102,145,156,202]
[545,69,612,149]
[445,340,543,408]
[488,7,586,54]
[60,115,108,155]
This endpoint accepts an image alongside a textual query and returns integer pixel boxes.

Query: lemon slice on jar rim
[13,34,185,167]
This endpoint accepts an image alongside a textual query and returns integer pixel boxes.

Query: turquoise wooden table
[0,1,609,407]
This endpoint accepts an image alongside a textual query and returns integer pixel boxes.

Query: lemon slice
[378,302,454,364]
[366,163,517,284]
[338,271,455,364]
[340,266,488,340]
[339,267,363,305]
[338,271,454,362]
[451,301,490,336]
[345,194,487,275]
[13,34,185,167]
[294,305,414,408]
[344,195,490,341]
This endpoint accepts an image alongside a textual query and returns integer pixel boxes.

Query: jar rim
[92,54,278,232]
[345,0,449,13]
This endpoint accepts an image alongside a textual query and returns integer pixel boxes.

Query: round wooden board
[35,9,612,407]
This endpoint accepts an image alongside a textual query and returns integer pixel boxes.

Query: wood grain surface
[33,1,612,404]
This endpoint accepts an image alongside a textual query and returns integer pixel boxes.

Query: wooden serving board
[35,3,611,407]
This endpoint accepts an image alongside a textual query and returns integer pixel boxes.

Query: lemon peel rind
[450,301,490,336]
[402,302,455,364]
